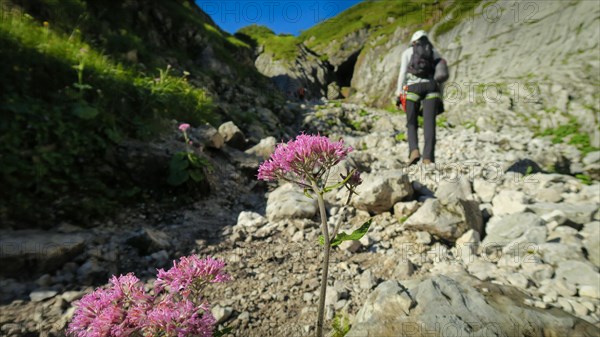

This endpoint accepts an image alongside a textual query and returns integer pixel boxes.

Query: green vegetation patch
[535,118,599,155]
[236,24,299,61]
[0,8,216,226]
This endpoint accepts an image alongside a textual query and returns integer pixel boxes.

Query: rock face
[348,275,598,337]
[352,170,413,213]
[265,183,318,222]
[254,44,333,98]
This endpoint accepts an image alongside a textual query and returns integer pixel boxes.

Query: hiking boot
[408,149,421,166]
[422,159,433,165]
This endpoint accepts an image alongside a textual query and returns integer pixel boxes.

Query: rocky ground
[1,101,599,337]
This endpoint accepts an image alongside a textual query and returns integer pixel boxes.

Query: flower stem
[312,181,329,337]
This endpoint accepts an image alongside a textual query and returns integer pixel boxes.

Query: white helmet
[410,30,428,43]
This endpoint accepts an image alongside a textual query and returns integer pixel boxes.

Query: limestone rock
[435,176,473,204]
[404,198,482,242]
[218,121,246,149]
[245,136,276,159]
[352,170,413,213]
[265,184,318,222]
[527,202,598,227]
[581,222,600,268]
[555,260,599,287]
[347,275,597,337]
[482,212,544,251]
[491,190,529,215]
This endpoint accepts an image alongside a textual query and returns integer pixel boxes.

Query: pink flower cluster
[179,123,190,132]
[257,134,352,182]
[155,256,230,297]
[68,255,229,337]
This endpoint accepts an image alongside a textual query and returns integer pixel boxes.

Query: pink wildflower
[178,123,190,132]
[257,134,352,182]
[155,255,230,298]
[145,297,216,337]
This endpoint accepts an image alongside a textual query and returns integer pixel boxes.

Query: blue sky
[195,0,363,36]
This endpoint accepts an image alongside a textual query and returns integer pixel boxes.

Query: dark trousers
[406,80,441,162]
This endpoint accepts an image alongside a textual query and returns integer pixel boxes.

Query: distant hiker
[395,30,447,166]
[298,87,306,101]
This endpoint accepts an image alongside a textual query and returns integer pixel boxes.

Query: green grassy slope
[237,0,460,62]
[0,0,268,227]
[236,24,299,61]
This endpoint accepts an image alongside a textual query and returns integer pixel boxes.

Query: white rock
[506,273,529,289]
[218,121,245,149]
[491,190,529,215]
[555,260,599,287]
[579,285,600,299]
[569,300,590,317]
[353,170,413,214]
[393,200,419,219]
[482,212,544,251]
[404,198,482,241]
[557,297,573,313]
[455,229,480,263]
[245,136,276,159]
[266,184,318,222]
[340,240,362,253]
[211,305,233,324]
[415,231,432,245]
[542,290,558,303]
[435,176,473,204]
[473,178,497,203]
[359,270,376,290]
[30,290,58,302]
[236,211,267,228]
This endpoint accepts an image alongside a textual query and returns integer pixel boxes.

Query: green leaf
[214,326,233,337]
[318,235,324,246]
[105,128,122,143]
[72,103,99,119]
[189,169,204,182]
[73,83,93,91]
[167,169,189,186]
[169,152,189,171]
[330,219,372,247]
[304,189,313,199]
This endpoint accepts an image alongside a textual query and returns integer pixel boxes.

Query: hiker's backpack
[407,38,435,78]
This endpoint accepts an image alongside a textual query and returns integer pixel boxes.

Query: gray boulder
[352,170,413,213]
[473,178,496,203]
[265,183,318,222]
[555,260,599,287]
[0,230,88,277]
[491,190,529,215]
[404,198,482,242]
[126,228,172,255]
[527,202,598,227]
[581,222,600,267]
[435,176,473,204]
[482,212,544,251]
[347,275,598,337]
[245,136,277,160]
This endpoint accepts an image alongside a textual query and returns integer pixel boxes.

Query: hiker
[297,86,306,101]
[395,30,447,166]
